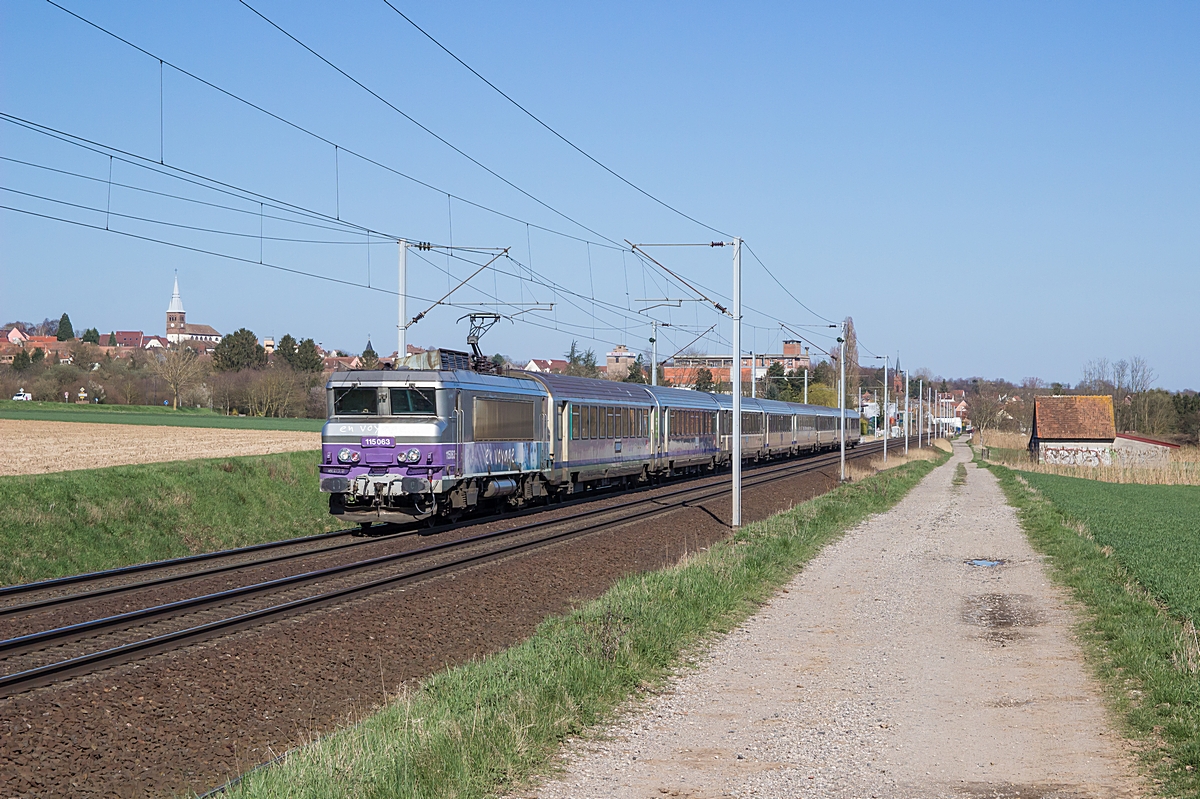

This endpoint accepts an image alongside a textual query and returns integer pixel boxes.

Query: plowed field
[0,419,319,476]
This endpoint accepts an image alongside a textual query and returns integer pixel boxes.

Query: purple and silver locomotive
[319,349,859,527]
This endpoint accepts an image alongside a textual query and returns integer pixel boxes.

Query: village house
[524,358,569,374]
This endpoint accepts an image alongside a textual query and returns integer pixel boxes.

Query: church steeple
[166,272,187,343]
[168,273,185,313]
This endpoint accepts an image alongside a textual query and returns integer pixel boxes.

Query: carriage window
[571,406,580,440]
[601,406,609,439]
[473,397,538,441]
[333,387,378,416]
[590,406,598,439]
[390,388,437,415]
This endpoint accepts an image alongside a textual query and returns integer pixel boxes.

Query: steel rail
[0,438,905,695]
[0,439,873,616]
[0,441,878,657]
[0,529,356,599]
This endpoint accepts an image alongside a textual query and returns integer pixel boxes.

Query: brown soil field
[0,420,320,476]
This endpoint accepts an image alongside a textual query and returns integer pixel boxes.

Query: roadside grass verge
[0,399,323,431]
[0,452,341,585]
[988,465,1200,795]
[224,452,947,799]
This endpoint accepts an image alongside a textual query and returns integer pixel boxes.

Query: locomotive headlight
[337,448,360,464]
[405,447,421,463]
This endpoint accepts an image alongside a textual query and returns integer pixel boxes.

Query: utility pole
[918,379,923,448]
[904,369,910,454]
[650,321,659,387]
[397,240,408,360]
[882,355,888,465]
[838,323,846,482]
[732,238,743,527]
[803,368,808,404]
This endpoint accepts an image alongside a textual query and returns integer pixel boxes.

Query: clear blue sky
[2,1,1197,389]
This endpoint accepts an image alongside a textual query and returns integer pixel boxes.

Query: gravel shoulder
[0,419,319,475]
[524,441,1143,799]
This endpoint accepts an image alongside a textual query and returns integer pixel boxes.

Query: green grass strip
[0,451,341,585]
[226,452,946,799]
[0,399,323,430]
[986,464,1200,796]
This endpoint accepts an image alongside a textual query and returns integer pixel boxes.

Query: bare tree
[151,347,207,410]
[967,388,1005,443]
[246,369,303,417]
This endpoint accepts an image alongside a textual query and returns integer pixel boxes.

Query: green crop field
[0,451,342,586]
[0,399,324,431]
[1022,473,1200,625]
[992,467,1200,794]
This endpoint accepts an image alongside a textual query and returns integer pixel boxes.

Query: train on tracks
[319,348,860,526]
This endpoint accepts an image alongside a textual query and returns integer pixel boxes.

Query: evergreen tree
[30,348,45,365]
[491,353,507,369]
[292,338,324,372]
[762,361,785,400]
[212,328,268,371]
[81,327,100,344]
[275,333,299,367]
[107,331,117,347]
[693,366,715,392]
[622,355,647,383]
[56,313,75,341]
[564,341,600,378]
[11,349,31,371]
[360,345,379,370]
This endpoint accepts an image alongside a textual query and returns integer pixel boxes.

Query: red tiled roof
[1033,395,1115,441]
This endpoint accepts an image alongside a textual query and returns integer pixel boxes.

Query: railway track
[0,442,856,617]
[0,437,912,696]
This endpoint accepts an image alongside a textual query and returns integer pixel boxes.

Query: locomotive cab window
[333,387,378,416]
[390,388,437,415]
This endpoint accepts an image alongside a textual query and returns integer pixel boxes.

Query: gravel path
[0,419,318,475]
[525,442,1142,799]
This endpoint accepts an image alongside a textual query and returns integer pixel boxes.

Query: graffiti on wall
[1040,445,1114,467]
[1114,444,1171,468]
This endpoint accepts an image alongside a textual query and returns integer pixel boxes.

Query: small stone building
[1029,395,1177,467]
[1029,395,1117,466]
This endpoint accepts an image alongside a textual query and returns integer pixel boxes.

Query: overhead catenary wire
[236,0,624,250]
[26,4,867,363]
[379,0,730,240]
[38,0,625,252]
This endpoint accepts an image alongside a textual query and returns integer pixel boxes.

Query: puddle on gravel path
[966,558,1005,568]
[961,593,1041,643]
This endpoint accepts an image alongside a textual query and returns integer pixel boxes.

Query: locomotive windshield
[391,388,437,415]
[333,388,377,416]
